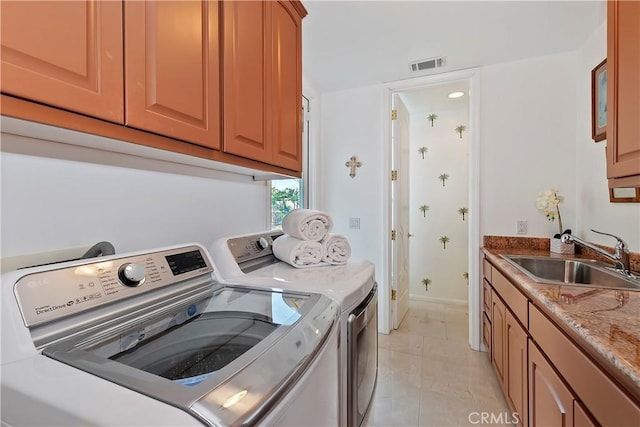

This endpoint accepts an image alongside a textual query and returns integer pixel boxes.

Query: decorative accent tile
[483,235,550,251]
[483,235,640,273]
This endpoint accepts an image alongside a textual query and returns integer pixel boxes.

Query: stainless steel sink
[500,255,640,291]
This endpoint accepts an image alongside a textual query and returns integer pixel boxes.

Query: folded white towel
[282,209,333,242]
[321,234,351,265]
[272,235,325,268]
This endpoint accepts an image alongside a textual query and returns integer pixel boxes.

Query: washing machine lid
[44,285,339,426]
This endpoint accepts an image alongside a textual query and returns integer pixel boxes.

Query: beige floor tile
[367,395,421,427]
[378,329,424,356]
[366,300,511,427]
[396,315,447,339]
[419,388,513,427]
[376,347,423,398]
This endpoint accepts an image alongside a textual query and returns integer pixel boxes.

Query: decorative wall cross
[345,155,362,178]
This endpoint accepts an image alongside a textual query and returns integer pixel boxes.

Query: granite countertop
[482,241,640,402]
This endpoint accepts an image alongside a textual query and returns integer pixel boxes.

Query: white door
[391,94,411,329]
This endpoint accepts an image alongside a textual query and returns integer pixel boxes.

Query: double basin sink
[501,255,640,292]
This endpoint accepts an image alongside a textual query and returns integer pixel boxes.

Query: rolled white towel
[282,209,333,242]
[321,234,351,265]
[272,235,325,268]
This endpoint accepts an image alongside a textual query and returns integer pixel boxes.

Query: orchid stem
[556,202,563,235]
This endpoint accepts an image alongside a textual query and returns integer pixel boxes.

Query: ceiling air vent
[409,56,447,72]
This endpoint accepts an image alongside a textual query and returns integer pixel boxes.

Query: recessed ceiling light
[448,91,464,99]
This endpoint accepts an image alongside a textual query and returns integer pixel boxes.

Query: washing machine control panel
[227,231,283,264]
[13,244,213,327]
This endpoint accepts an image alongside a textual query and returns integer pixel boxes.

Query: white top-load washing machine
[210,231,378,427]
[1,243,340,426]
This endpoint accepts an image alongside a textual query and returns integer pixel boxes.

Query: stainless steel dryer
[1,244,339,426]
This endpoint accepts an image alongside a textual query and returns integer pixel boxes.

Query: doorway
[386,70,481,350]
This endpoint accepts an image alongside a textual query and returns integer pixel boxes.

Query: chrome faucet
[561,230,634,277]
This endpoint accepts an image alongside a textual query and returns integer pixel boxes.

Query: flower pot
[550,237,574,255]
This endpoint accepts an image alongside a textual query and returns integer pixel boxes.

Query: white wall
[316,85,391,331]
[317,86,386,273]
[478,26,640,251]
[409,104,469,303]
[1,132,269,262]
[316,29,640,336]
[479,51,578,240]
[316,52,582,315]
[574,22,640,250]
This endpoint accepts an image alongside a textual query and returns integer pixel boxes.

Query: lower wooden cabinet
[529,342,575,427]
[491,290,506,385]
[573,400,598,427]
[490,290,528,426]
[483,256,639,427]
[483,279,492,313]
[530,304,640,426]
[505,310,528,427]
[482,312,492,359]
[528,341,597,427]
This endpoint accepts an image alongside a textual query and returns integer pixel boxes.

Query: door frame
[382,68,482,350]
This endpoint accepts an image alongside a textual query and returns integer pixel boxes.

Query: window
[270,96,309,229]
[271,179,303,229]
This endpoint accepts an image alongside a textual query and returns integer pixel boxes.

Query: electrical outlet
[349,217,361,229]
[516,220,527,235]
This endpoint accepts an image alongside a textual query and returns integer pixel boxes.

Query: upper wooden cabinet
[271,1,305,170]
[0,0,124,123]
[222,1,270,162]
[0,0,307,176]
[222,1,305,171]
[125,1,220,149]
[606,0,640,186]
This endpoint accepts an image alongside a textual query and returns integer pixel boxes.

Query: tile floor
[366,300,512,426]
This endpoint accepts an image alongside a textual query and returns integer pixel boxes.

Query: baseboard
[410,294,468,306]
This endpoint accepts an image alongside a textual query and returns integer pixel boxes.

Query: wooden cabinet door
[529,342,574,427]
[573,401,597,427]
[125,0,220,149]
[222,1,270,162]
[222,1,304,171]
[482,312,492,360]
[491,290,506,386]
[0,0,123,123]
[505,310,528,427]
[270,1,303,171]
[606,0,640,180]
[483,279,492,315]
